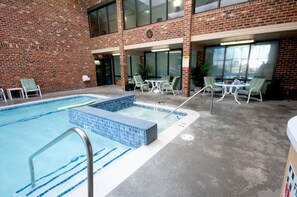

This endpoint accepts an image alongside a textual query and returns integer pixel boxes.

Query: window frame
[87,0,118,37]
[194,0,249,14]
[204,40,279,83]
[123,0,184,30]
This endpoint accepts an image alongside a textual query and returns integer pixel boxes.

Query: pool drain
[181,134,194,141]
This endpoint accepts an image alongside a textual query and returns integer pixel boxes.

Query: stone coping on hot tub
[69,104,157,148]
[90,94,135,112]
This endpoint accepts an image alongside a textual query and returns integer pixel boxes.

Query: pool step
[15,147,131,197]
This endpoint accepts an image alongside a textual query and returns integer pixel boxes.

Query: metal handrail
[28,127,93,197]
[165,85,214,118]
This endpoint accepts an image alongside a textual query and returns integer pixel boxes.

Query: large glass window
[137,0,150,26]
[89,11,99,37]
[168,0,184,19]
[152,0,166,23]
[145,50,182,80]
[88,2,118,37]
[204,41,278,83]
[98,7,108,35]
[113,56,121,83]
[195,0,248,13]
[124,0,184,29]
[124,0,137,29]
[108,4,118,33]
[145,53,156,77]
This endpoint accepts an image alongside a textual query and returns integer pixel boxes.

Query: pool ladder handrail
[165,85,214,118]
[28,127,94,197]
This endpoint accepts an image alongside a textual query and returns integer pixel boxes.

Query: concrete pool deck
[1,85,296,197]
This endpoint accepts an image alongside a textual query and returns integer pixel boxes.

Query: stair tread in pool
[15,147,132,197]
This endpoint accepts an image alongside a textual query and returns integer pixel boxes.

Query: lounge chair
[20,78,42,99]
[202,76,223,96]
[0,88,7,102]
[238,78,266,103]
[162,76,180,95]
[133,75,149,93]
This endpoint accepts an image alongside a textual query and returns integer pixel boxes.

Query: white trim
[124,38,183,50]
[91,47,120,54]
[191,22,297,41]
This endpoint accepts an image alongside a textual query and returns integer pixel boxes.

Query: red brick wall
[0,0,96,93]
[123,18,184,46]
[274,37,297,98]
[191,0,297,35]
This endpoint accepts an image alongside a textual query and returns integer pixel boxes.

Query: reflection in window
[145,53,156,77]
[124,0,136,29]
[108,4,118,33]
[137,0,150,26]
[89,11,99,37]
[168,0,184,19]
[195,0,248,13]
[152,0,166,23]
[195,0,218,13]
[224,45,249,80]
[157,52,168,77]
[248,43,278,80]
[221,0,248,7]
[88,2,118,37]
[113,56,121,83]
[98,7,108,35]
[205,47,225,78]
[205,41,278,84]
[145,50,182,88]
[123,0,184,29]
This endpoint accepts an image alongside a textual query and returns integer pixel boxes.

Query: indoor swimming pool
[0,94,190,196]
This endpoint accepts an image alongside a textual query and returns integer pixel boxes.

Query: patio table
[214,82,250,104]
[7,87,25,100]
[145,79,168,94]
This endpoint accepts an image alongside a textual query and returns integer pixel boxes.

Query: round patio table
[214,82,250,104]
[145,79,168,94]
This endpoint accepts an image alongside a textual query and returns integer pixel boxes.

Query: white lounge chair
[20,78,42,99]
[0,88,7,102]
[133,75,149,93]
[162,76,180,95]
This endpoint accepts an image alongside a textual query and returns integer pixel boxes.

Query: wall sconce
[94,60,101,65]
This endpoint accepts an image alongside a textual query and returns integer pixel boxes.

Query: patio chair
[20,78,42,99]
[161,75,171,83]
[133,75,149,93]
[238,78,266,103]
[202,76,223,96]
[0,88,7,102]
[162,76,180,95]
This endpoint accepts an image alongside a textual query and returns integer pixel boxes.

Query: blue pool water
[0,96,132,197]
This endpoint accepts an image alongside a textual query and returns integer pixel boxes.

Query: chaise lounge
[20,78,42,99]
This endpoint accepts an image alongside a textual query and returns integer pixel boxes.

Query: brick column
[116,0,128,89]
[181,0,193,97]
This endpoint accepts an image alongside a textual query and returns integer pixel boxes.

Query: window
[204,41,278,84]
[113,56,121,83]
[145,49,182,80]
[88,2,118,37]
[151,0,166,23]
[124,0,136,29]
[194,0,248,13]
[137,0,150,26]
[127,55,141,78]
[123,0,184,29]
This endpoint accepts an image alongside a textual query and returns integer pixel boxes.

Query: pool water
[116,104,184,132]
[0,96,132,197]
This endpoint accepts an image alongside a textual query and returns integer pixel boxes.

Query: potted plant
[137,63,152,80]
[191,62,209,88]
